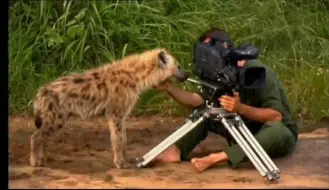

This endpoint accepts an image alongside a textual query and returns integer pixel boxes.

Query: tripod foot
[135,157,144,168]
[272,171,280,180]
[265,171,280,183]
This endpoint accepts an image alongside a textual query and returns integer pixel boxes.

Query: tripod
[135,100,281,182]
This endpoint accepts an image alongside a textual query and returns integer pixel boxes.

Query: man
[153,27,299,173]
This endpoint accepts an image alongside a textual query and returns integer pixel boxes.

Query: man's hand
[154,80,171,91]
[219,92,242,113]
[217,60,245,112]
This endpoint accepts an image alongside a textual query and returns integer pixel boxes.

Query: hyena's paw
[114,158,134,169]
[30,151,45,167]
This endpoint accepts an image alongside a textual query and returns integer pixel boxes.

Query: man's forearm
[165,86,204,109]
[238,103,282,123]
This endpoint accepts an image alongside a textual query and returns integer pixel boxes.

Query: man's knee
[256,121,296,156]
[262,121,289,135]
[174,122,210,161]
[192,122,210,140]
[155,145,181,163]
[257,121,296,145]
[264,120,283,128]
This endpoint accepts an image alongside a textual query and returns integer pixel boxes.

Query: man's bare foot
[152,145,181,164]
[191,156,215,173]
[191,152,228,173]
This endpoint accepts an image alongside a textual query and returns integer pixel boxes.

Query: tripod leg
[138,120,193,162]
[235,116,280,179]
[221,118,271,179]
[136,114,207,168]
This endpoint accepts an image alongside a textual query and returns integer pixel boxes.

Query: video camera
[192,36,266,94]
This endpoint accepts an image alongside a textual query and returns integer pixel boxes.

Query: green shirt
[239,59,298,139]
[199,59,298,139]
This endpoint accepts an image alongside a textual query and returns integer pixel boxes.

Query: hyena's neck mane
[102,53,162,94]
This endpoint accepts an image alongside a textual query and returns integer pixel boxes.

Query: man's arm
[165,85,204,108]
[238,104,282,123]
[220,71,283,123]
[220,92,282,123]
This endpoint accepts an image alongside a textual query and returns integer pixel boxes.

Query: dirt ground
[8,115,329,189]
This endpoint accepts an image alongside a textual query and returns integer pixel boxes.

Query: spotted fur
[30,48,182,169]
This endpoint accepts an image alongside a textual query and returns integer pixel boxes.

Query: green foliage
[9,0,329,121]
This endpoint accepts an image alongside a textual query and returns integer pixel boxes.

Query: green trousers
[175,120,297,168]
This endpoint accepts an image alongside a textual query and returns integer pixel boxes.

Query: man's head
[199,27,232,45]
[198,27,246,67]
[192,27,264,90]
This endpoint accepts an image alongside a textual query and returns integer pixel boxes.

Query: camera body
[192,39,266,94]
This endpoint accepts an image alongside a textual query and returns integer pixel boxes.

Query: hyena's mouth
[173,67,189,82]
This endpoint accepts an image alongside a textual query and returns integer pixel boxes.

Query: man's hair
[198,27,232,43]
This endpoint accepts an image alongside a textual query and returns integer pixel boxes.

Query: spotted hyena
[30,48,188,169]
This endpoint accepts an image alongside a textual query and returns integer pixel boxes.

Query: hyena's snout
[173,66,189,82]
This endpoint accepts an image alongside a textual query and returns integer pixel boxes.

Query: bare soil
[8,115,329,189]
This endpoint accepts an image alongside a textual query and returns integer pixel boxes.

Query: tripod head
[175,70,230,109]
[175,73,236,121]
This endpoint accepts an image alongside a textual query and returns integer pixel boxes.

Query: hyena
[30,48,188,169]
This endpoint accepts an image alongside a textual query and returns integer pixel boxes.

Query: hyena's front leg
[121,118,127,157]
[108,116,129,169]
[30,128,47,167]
[30,111,65,167]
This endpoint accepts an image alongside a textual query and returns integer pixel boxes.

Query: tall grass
[9,0,329,122]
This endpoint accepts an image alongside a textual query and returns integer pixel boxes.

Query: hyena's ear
[158,51,167,66]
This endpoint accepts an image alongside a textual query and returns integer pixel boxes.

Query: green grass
[9,0,329,122]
